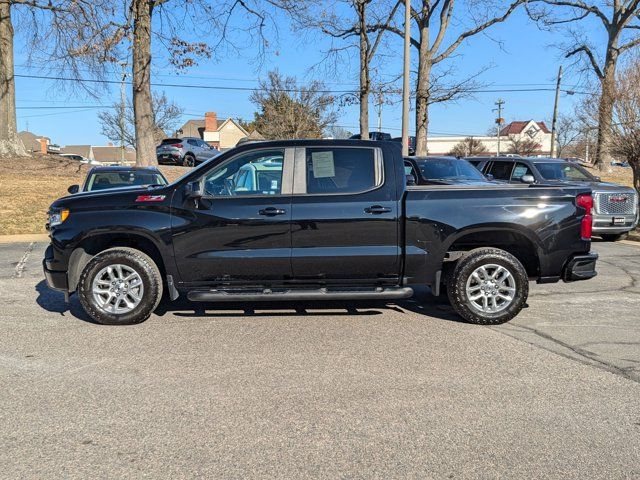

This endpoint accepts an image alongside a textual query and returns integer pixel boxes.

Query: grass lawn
[0,156,185,235]
[0,155,636,236]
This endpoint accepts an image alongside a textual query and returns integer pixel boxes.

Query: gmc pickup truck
[44,140,598,326]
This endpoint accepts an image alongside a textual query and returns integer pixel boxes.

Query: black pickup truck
[44,140,598,325]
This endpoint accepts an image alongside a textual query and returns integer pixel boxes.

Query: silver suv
[156,137,219,167]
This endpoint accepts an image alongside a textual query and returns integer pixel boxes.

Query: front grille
[594,192,638,215]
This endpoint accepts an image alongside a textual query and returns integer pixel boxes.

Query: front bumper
[43,244,68,291]
[592,212,638,234]
[562,252,598,282]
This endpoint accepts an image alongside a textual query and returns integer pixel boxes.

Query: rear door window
[486,161,514,181]
[304,148,380,194]
[510,162,534,181]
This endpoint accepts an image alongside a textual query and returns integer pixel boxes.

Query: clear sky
[11,4,601,147]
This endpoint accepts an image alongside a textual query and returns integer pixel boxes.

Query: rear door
[290,145,400,284]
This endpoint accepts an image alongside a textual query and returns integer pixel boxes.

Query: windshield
[536,162,594,181]
[413,158,486,181]
[87,171,167,191]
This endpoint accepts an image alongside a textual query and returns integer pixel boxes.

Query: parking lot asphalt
[1,241,638,478]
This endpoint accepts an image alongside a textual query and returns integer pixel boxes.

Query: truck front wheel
[447,248,528,325]
[77,247,163,325]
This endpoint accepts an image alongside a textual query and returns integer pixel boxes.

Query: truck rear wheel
[77,247,163,325]
[447,248,528,325]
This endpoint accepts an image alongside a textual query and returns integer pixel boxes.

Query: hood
[50,184,171,211]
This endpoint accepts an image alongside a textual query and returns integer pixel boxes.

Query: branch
[368,0,402,61]
[566,45,604,78]
[535,0,610,27]
[432,0,525,64]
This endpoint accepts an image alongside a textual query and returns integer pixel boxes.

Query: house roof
[176,120,205,138]
[61,145,93,159]
[500,121,551,136]
[92,146,137,163]
[247,130,265,140]
[217,117,249,136]
[18,131,49,152]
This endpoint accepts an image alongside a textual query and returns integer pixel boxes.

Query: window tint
[187,139,198,146]
[87,172,166,191]
[202,149,284,197]
[487,161,514,180]
[415,158,485,181]
[536,162,593,181]
[511,162,534,181]
[305,148,377,194]
[161,138,182,145]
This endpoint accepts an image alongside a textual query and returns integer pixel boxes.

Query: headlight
[49,209,69,227]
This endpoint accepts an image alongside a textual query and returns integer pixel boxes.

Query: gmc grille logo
[610,196,629,203]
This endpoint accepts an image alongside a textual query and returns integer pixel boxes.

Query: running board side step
[187,287,414,302]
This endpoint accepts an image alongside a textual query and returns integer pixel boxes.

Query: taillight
[173,143,183,148]
[577,193,593,240]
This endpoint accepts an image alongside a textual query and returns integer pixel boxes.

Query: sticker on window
[311,151,335,178]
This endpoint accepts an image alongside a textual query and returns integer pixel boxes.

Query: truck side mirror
[593,176,601,182]
[185,180,202,199]
[520,174,535,184]
[68,184,79,194]
[405,174,416,186]
[485,174,494,180]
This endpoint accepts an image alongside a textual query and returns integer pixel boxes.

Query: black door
[290,146,400,284]
[171,148,294,286]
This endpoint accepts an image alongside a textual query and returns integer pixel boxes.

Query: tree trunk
[414,25,430,156]
[132,0,156,166]
[595,52,617,171]
[357,2,369,140]
[0,1,26,157]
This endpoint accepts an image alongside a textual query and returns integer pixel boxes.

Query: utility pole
[550,65,563,158]
[493,99,505,156]
[376,90,383,133]
[401,0,410,156]
[119,61,128,164]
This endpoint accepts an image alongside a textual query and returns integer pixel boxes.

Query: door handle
[364,205,392,214]
[259,207,286,216]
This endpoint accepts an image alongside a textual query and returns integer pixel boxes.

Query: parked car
[394,136,416,156]
[67,166,168,194]
[467,156,639,241]
[404,156,493,186]
[58,153,102,166]
[156,137,219,166]
[349,131,393,141]
[44,139,598,326]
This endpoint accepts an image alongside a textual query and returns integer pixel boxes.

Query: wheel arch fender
[67,230,169,292]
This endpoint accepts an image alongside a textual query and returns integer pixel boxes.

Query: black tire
[182,154,195,167]
[77,247,163,325]
[447,247,528,325]
[600,233,628,242]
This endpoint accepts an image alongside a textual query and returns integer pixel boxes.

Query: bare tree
[0,0,113,157]
[385,0,526,156]
[249,70,337,140]
[447,137,486,157]
[508,135,542,156]
[98,91,183,147]
[528,1,640,169]
[554,113,581,157]
[610,56,640,193]
[326,125,353,139]
[301,0,400,140]
[93,0,306,166]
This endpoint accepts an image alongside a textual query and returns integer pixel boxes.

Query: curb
[0,234,49,244]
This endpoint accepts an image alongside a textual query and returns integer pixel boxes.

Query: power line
[14,73,592,96]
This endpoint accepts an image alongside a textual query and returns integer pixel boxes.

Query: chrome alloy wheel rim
[92,264,144,314]
[465,264,516,313]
